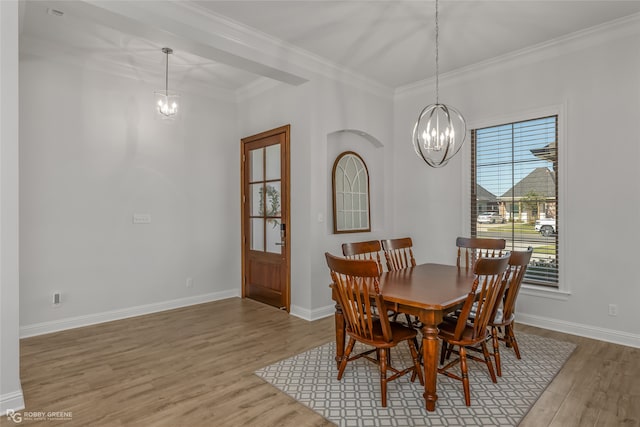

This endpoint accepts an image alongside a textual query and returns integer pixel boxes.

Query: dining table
[331,263,476,412]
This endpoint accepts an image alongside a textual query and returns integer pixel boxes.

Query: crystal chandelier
[154,47,179,119]
[412,0,466,167]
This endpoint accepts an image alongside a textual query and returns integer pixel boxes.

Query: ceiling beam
[45,0,309,86]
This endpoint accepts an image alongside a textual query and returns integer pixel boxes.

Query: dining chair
[381,237,418,327]
[342,240,398,325]
[325,252,424,407]
[489,247,533,377]
[437,253,510,406]
[341,240,384,274]
[456,236,506,270]
[381,237,416,271]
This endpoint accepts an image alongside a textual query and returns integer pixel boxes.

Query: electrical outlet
[52,291,61,306]
[186,277,193,288]
[608,304,618,316]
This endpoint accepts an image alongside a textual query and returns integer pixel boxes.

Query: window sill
[520,284,570,301]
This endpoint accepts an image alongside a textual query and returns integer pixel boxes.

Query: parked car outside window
[477,212,505,224]
[535,218,556,236]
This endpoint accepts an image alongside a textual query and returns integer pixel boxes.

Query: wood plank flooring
[13,298,639,426]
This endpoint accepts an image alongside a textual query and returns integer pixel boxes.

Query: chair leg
[439,341,448,365]
[379,348,388,407]
[492,326,502,377]
[408,340,424,385]
[481,341,497,383]
[507,324,521,359]
[445,342,454,361]
[404,313,413,327]
[338,338,356,380]
[459,346,471,406]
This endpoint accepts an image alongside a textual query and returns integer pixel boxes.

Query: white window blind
[471,116,558,287]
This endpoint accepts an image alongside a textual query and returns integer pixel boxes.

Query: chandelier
[154,47,179,119]
[412,0,466,167]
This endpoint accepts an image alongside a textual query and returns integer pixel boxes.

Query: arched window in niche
[332,151,371,233]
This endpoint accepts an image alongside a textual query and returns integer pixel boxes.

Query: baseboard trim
[290,304,335,321]
[293,305,640,349]
[517,313,640,349]
[19,290,240,338]
[0,390,25,413]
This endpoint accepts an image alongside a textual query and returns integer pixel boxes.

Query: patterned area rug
[255,332,575,426]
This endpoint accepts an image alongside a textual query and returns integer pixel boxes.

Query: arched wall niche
[326,129,385,235]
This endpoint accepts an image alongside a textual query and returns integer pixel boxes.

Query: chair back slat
[342,240,383,274]
[326,253,391,342]
[499,247,533,322]
[453,254,510,340]
[381,237,416,271]
[456,237,506,270]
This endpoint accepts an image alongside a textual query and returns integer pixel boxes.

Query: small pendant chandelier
[412,0,466,167]
[154,47,179,120]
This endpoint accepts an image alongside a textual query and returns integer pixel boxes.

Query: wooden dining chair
[381,238,418,327]
[341,240,384,274]
[342,239,399,324]
[381,237,416,271]
[437,253,510,406]
[489,247,533,377]
[325,252,423,407]
[456,237,506,270]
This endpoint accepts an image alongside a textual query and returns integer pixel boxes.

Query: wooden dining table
[331,263,475,412]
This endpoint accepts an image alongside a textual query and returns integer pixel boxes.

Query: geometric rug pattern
[255,332,576,426]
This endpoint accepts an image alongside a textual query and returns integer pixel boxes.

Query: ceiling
[19,0,640,93]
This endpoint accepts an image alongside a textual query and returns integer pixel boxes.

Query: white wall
[19,54,241,334]
[0,0,25,413]
[237,77,394,318]
[393,18,640,346]
[309,79,394,313]
[13,0,639,356]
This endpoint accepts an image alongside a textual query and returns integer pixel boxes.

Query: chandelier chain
[435,0,439,105]
[165,51,169,95]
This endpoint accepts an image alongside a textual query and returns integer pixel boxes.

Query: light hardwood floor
[11,298,639,426]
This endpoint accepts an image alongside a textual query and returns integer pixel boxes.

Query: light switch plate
[133,213,151,224]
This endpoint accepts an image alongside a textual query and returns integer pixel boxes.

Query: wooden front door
[241,125,290,311]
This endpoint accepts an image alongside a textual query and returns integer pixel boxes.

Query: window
[332,151,371,233]
[471,116,558,287]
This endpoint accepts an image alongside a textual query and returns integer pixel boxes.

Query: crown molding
[395,11,640,99]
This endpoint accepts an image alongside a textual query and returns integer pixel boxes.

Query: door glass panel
[250,184,264,216]
[266,218,281,254]
[250,218,264,251]
[250,148,263,182]
[264,182,281,217]
[265,144,281,180]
